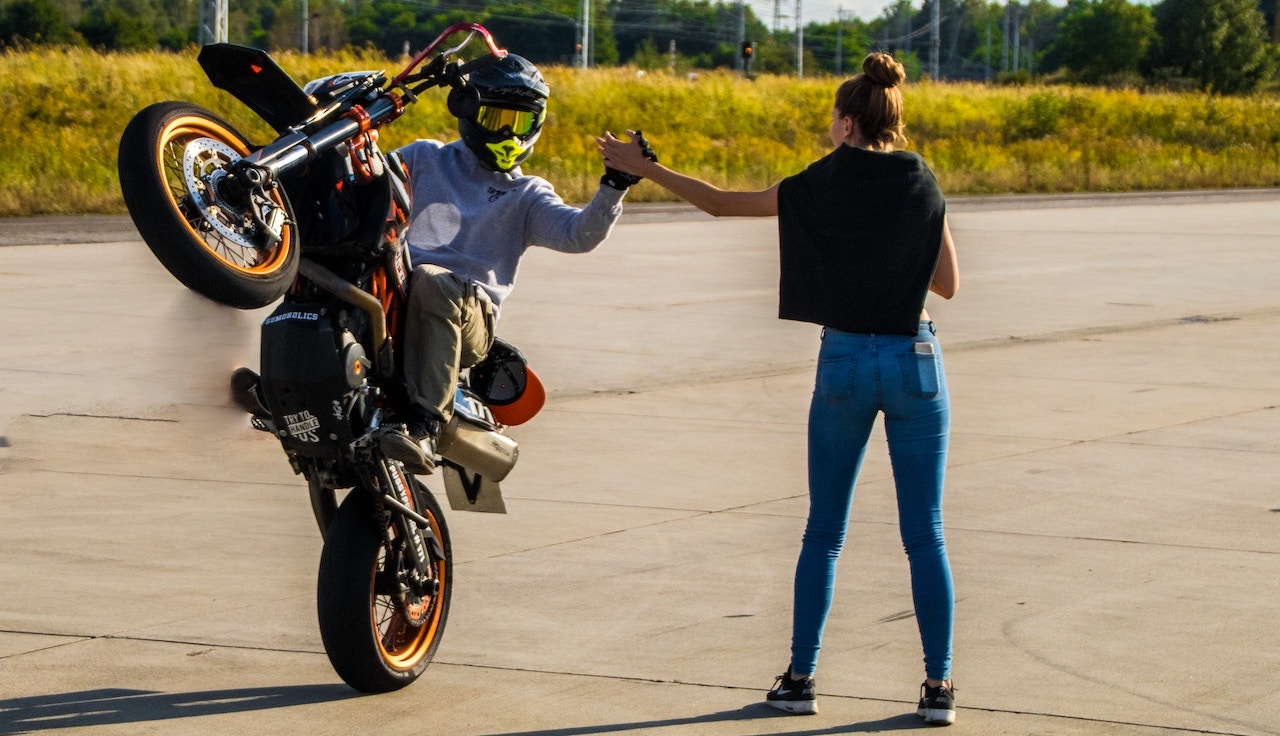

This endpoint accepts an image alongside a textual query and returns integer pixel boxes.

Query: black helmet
[455,53,550,172]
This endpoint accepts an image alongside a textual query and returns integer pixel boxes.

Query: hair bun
[862,53,905,88]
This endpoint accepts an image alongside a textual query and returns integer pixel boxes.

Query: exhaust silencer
[437,414,519,481]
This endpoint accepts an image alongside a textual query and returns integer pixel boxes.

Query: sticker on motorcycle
[285,409,321,442]
[263,310,320,326]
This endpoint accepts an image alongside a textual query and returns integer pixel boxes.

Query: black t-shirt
[776,144,946,335]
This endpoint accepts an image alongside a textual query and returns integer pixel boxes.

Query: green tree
[155,0,195,49]
[1147,0,1274,93]
[802,17,870,75]
[957,0,1013,79]
[78,0,158,49]
[610,0,756,69]
[1053,0,1154,83]
[485,0,618,67]
[937,0,1008,79]
[0,0,74,45]
[347,0,423,56]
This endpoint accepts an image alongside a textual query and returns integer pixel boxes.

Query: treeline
[2,0,1279,93]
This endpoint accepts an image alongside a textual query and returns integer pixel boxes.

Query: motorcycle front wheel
[118,101,299,309]
[317,477,453,693]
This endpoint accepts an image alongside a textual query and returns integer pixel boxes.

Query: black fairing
[198,44,319,134]
[260,303,361,458]
[280,151,394,257]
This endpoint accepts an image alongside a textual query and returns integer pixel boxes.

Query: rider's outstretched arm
[525,180,625,254]
[597,130,778,218]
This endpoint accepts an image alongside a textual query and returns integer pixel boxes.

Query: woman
[598,53,959,726]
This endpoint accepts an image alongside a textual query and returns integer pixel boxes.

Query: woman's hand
[597,130,659,178]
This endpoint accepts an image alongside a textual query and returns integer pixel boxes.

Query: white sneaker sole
[767,698,818,715]
[918,706,956,725]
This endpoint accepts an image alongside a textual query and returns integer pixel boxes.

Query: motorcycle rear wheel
[317,478,452,693]
[118,101,299,309]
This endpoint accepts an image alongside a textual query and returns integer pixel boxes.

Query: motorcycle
[117,23,544,693]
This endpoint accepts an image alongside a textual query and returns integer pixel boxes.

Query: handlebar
[245,92,399,175]
[393,22,506,88]
[240,23,505,188]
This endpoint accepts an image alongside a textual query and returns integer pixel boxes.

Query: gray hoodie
[397,138,625,315]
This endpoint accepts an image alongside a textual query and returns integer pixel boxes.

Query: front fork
[304,455,444,607]
[308,475,339,539]
[372,460,445,603]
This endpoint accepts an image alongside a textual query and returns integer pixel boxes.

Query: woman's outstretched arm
[597,131,778,218]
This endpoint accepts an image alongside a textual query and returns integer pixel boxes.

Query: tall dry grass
[2,47,1278,215]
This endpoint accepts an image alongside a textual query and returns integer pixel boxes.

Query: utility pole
[835,5,843,74]
[1024,2,1034,75]
[1001,3,1008,72]
[198,0,227,44]
[580,0,590,69]
[984,18,991,81]
[1012,4,1020,73]
[736,0,746,72]
[300,0,309,53]
[929,0,940,78]
[901,0,912,54]
[795,0,803,77]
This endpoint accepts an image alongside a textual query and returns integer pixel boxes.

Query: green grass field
[2,47,1279,216]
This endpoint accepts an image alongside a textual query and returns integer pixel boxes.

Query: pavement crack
[0,630,93,660]
[32,411,179,423]
[944,306,1280,353]
[0,628,321,658]
[937,522,1279,556]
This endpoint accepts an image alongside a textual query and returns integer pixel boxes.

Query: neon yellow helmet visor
[475,105,545,136]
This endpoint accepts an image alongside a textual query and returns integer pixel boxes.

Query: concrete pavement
[1,190,1278,735]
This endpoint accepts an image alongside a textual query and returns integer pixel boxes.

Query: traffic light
[741,41,754,60]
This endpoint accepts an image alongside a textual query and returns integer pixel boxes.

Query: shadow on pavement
[0,685,359,734]
[474,703,926,736]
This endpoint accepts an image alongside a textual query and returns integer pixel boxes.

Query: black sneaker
[380,411,439,475]
[917,681,956,726]
[765,667,817,715]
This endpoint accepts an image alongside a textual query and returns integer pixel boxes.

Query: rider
[381,53,644,474]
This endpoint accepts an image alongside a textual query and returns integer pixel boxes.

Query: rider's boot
[380,409,440,475]
[230,367,273,421]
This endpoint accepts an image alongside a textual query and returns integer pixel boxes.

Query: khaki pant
[403,264,495,423]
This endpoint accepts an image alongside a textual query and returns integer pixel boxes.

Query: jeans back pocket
[815,355,858,400]
[900,348,941,398]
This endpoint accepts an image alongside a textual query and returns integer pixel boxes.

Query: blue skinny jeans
[790,322,954,682]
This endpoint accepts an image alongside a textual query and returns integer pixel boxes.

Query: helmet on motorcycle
[456,54,549,173]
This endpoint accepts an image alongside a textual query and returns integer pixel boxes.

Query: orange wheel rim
[156,115,293,276]
[371,514,447,671]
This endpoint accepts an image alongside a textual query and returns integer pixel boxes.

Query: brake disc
[182,137,258,250]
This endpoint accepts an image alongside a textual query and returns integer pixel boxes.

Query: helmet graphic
[456,53,549,173]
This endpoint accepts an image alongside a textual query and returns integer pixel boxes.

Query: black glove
[601,130,660,191]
